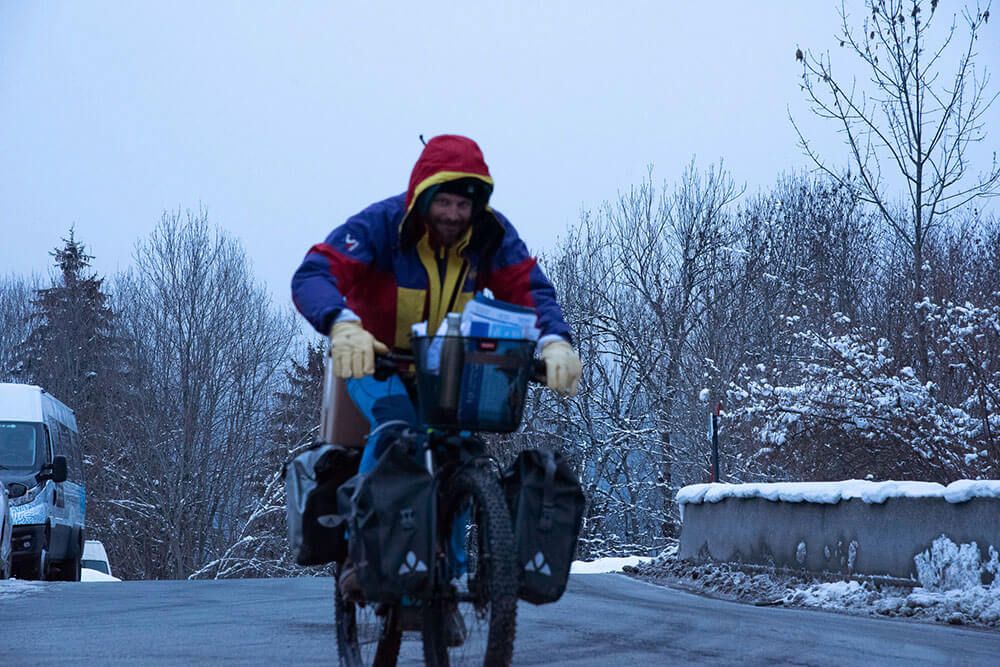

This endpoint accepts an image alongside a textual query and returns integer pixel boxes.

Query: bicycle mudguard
[502,448,586,604]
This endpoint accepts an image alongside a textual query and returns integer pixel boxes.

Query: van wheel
[48,554,82,582]
[48,558,77,581]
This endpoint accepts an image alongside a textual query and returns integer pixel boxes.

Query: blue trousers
[346,375,468,576]
[345,375,418,475]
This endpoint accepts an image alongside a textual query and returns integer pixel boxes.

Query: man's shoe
[444,604,467,648]
[338,560,362,601]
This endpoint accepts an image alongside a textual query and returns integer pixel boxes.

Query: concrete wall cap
[677,479,1000,514]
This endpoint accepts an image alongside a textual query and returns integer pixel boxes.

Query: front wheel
[52,556,81,582]
[423,464,518,667]
[334,565,402,667]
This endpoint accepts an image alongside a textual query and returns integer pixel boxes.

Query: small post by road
[710,401,722,483]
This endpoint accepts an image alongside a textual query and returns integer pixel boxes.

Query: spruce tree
[18,228,119,420]
[270,340,326,450]
[18,229,125,544]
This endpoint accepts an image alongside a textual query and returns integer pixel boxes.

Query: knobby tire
[422,464,518,666]
[334,564,402,667]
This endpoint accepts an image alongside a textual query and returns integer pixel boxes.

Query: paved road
[1,574,997,665]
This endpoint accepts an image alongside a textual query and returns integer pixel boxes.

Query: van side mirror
[38,455,68,484]
[6,482,28,499]
[52,455,68,483]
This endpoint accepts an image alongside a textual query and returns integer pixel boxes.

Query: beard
[428,216,471,246]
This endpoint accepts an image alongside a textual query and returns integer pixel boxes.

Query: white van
[0,383,86,580]
[81,539,112,577]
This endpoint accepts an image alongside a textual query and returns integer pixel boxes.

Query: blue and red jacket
[291,135,572,350]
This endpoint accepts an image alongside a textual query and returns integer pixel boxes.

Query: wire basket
[410,335,536,432]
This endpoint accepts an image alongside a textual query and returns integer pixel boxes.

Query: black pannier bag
[283,443,360,567]
[340,436,436,603]
[503,448,586,605]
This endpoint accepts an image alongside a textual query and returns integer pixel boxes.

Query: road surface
[0,574,997,665]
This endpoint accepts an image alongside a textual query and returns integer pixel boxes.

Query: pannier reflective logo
[398,550,428,575]
[524,551,551,576]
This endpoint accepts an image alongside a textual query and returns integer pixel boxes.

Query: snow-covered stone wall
[677,480,1000,581]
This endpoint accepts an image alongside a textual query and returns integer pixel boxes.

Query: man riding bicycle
[291,134,582,602]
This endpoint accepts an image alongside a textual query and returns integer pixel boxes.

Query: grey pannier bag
[284,443,360,566]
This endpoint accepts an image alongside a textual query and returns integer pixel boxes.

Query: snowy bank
[629,536,1000,630]
[0,579,46,600]
[571,556,652,574]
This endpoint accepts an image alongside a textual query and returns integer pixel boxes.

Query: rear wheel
[422,465,518,667]
[334,565,402,667]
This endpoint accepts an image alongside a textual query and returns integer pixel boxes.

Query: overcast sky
[2,1,998,303]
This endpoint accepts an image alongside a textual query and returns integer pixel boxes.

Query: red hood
[403,135,494,218]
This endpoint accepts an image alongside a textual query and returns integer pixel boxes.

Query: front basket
[410,336,535,432]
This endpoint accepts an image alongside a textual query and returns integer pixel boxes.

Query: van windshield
[0,421,45,472]
[81,559,109,575]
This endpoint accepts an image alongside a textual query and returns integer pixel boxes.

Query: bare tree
[606,164,741,500]
[528,215,668,554]
[191,340,328,579]
[514,164,742,554]
[793,0,999,379]
[108,210,296,579]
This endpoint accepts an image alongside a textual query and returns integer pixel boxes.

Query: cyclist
[291,133,582,598]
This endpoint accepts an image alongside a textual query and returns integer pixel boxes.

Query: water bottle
[438,313,464,421]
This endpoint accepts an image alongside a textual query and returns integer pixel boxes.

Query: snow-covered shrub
[729,321,980,482]
[915,535,987,591]
[924,297,1000,473]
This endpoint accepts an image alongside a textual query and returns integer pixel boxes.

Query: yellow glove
[329,321,390,379]
[540,339,582,396]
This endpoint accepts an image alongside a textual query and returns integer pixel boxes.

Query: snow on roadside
[676,479,1000,519]
[0,579,46,600]
[785,578,1000,626]
[626,535,1000,629]
[0,569,121,595]
[571,556,652,574]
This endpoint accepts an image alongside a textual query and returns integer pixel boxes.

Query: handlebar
[373,352,413,381]
[374,351,547,384]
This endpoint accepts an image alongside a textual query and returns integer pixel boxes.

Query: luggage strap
[539,450,557,532]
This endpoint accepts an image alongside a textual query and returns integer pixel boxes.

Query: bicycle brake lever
[373,356,399,381]
[531,358,547,385]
